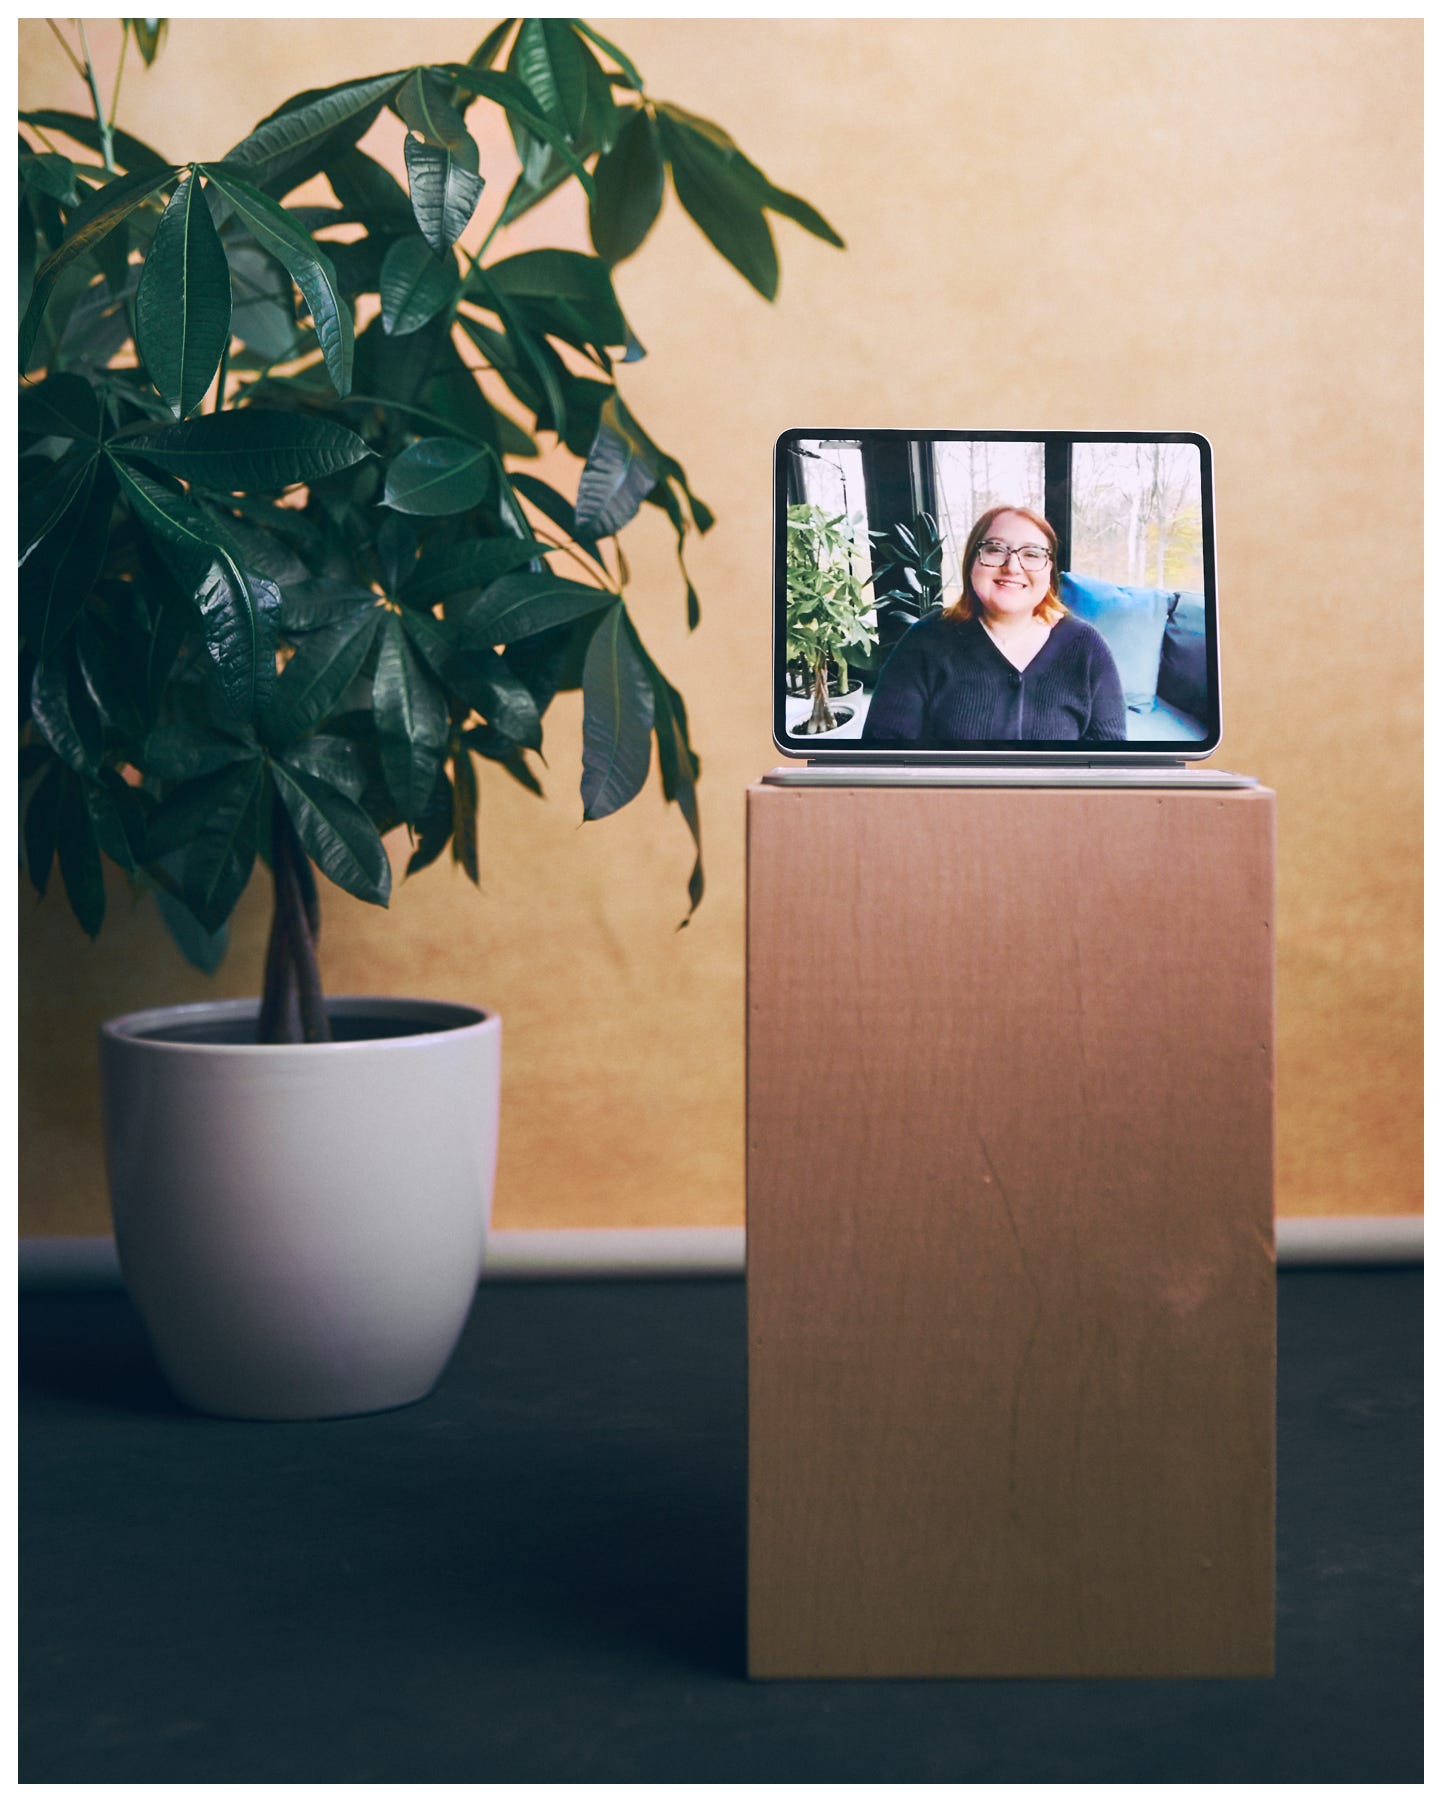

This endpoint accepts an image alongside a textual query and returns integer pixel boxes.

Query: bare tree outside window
[932,441,1045,596]
[1071,442,1203,589]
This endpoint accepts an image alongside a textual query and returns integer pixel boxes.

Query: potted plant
[19,17,842,1418]
[867,508,946,641]
[784,502,875,732]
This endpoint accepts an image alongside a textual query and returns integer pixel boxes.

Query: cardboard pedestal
[746,781,1275,1678]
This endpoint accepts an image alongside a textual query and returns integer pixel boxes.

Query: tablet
[774,429,1220,762]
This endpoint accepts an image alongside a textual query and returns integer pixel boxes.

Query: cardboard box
[747,782,1275,1677]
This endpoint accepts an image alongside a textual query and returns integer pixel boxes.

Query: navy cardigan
[860,613,1127,747]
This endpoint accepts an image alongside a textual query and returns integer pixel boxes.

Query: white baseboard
[1271,1214,1423,1264]
[14,1216,1421,1292]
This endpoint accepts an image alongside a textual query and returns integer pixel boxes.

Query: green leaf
[194,560,282,726]
[464,723,544,796]
[481,248,628,347]
[575,395,659,537]
[403,134,485,258]
[580,602,653,820]
[375,512,417,593]
[223,71,404,191]
[464,19,516,72]
[181,758,263,932]
[401,537,543,605]
[351,309,447,409]
[380,235,460,336]
[139,564,192,716]
[30,649,101,775]
[23,761,63,897]
[20,738,52,788]
[273,762,391,908]
[85,771,151,873]
[590,109,665,264]
[447,646,543,750]
[395,68,484,254]
[657,109,777,300]
[496,618,582,715]
[324,145,414,232]
[438,63,597,201]
[134,171,233,418]
[222,240,299,362]
[264,605,381,747]
[496,72,616,230]
[20,446,95,564]
[577,36,622,154]
[459,294,570,435]
[20,150,81,207]
[662,101,842,247]
[509,471,602,566]
[411,332,501,451]
[18,371,103,443]
[405,766,453,876]
[281,733,367,802]
[485,40,615,229]
[609,390,714,539]
[20,109,171,175]
[153,869,230,974]
[512,18,589,136]
[456,571,613,648]
[398,609,540,749]
[106,454,217,576]
[280,580,380,634]
[736,165,842,250]
[375,613,450,819]
[201,163,353,397]
[140,724,257,783]
[382,437,494,515]
[109,459,280,723]
[57,769,106,938]
[20,179,56,304]
[90,193,134,300]
[125,19,169,67]
[450,743,480,886]
[145,755,261,857]
[27,261,133,376]
[19,162,177,371]
[314,233,386,303]
[683,553,701,630]
[114,410,371,491]
[395,67,477,157]
[640,633,704,918]
[75,604,148,743]
[572,23,645,94]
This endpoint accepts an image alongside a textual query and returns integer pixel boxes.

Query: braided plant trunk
[256,797,331,1045]
[805,660,837,734]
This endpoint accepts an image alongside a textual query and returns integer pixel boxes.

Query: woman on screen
[860,505,1126,746]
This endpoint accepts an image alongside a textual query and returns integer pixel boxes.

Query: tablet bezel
[772,428,1221,762]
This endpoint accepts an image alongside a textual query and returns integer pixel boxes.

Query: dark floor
[19,1270,1422,1783]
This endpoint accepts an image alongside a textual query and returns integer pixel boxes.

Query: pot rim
[100,995,498,1055]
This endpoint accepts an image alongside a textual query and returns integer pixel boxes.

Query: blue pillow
[1157,592,1208,720]
[1060,572,1170,712]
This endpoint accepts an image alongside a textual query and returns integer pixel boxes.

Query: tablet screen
[774,430,1219,759]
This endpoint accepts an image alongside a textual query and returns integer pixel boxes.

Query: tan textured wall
[19,19,1421,1232]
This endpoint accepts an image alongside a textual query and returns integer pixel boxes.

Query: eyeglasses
[974,539,1052,571]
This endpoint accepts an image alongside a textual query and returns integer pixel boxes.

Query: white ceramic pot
[99,997,501,1421]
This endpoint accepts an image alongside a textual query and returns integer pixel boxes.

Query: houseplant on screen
[785,502,875,733]
[19,17,842,1417]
